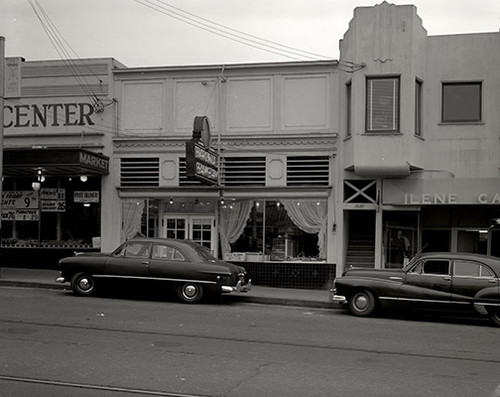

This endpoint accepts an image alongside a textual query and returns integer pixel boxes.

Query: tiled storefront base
[232,261,335,290]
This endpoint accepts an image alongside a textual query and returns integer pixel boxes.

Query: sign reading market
[185,116,219,185]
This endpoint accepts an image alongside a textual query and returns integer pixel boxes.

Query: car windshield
[195,245,216,261]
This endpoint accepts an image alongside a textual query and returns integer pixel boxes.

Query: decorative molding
[113,133,338,151]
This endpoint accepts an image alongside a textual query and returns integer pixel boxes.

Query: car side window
[114,242,150,258]
[152,244,186,261]
[481,265,495,277]
[422,260,450,275]
[408,261,424,274]
[454,260,495,278]
[454,261,480,277]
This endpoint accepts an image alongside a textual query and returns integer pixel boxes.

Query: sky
[2,0,500,68]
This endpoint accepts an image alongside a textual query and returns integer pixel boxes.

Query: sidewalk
[0,267,337,309]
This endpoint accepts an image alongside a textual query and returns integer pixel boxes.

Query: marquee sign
[383,178,500,205]
[186,116,219,185]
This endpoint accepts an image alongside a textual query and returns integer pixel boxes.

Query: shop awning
[2,148,109,176]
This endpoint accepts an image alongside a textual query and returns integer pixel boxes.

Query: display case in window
[271,237,297,261]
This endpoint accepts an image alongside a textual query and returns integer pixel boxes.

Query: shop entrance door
[345,210,376,268]
[455,228,488,255]
[162,215,215,251]
[491,229,500,258]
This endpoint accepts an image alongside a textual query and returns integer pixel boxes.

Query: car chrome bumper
[56,277,67,284]
[329,289,347,304]
[221,279,252,294]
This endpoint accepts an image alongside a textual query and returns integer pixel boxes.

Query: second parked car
[331,252,500,326]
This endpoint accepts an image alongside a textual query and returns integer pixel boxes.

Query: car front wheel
[348,290,377,317]
[177,283,204,303]
[71,273,96,296]
[488,309,500,327]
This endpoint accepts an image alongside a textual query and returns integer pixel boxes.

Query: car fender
[472,284,500,314]
[59,255,107,278]
[335,276,404,298]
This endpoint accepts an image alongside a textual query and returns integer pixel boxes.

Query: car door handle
[443,277,451,282]
[389,277,403,281]
[141,261,149,265]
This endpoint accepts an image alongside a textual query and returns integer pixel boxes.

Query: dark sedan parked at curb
[331,252,500,327]
[57,238,251,303]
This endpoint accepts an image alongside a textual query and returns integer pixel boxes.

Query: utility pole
[0,36,5,244]
[0,36,5,273]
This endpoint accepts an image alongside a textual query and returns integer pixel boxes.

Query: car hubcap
[355,295,369,311]
[184,285,197,298]
[79,278,91,291]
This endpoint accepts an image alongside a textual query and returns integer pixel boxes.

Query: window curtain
[281,199,328,258]
[121,199,145,241]
[219,200,253,257]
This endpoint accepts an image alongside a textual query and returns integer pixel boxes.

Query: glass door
[191,217,214,249]
[455,228,488,255]
[163,216,187,240]
[162,215,215,251]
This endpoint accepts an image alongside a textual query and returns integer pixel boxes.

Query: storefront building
[337,3,500,272]
[110,61,339,288]
[1,57,123,266]
[2,3,499,283]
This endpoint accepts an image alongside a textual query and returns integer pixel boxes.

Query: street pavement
[0,267,337,309]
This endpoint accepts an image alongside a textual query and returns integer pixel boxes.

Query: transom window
[366,77,400,132]
[442,82,481,123]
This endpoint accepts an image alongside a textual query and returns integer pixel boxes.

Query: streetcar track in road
[2,318,499,366]
[0,374,209,397]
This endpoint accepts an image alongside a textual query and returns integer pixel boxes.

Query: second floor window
[346,81,352,137]
[415,80,423,136]
[442,82,481,123]
[366,77,400,132]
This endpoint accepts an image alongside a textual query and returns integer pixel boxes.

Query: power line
[27,0,105,108]
[133,0,334,61]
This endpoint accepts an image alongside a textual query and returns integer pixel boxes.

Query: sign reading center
[186,116,219,185]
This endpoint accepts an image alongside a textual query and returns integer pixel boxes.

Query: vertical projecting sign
[186,116,219,185]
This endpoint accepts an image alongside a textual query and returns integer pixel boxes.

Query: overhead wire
[20,0,362,140]
[27,0,107,109]
[133,0,334,62]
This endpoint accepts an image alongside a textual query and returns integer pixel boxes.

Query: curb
[0,280,68,291]
[0,279,338,309]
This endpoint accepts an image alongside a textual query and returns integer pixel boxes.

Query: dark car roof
[125,238,212,262]
[410,252,500,270]
[129,237,201,248]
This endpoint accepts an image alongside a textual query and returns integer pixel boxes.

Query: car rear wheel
[488,310,500,327]
[71,273,96,296]
[348,290,377,317]
[177,283,204,303]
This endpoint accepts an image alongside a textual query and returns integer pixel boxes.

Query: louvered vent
[120,158,160,187]
[179,158,202,186]
[221,157,266,186]
[287,156,330,186]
